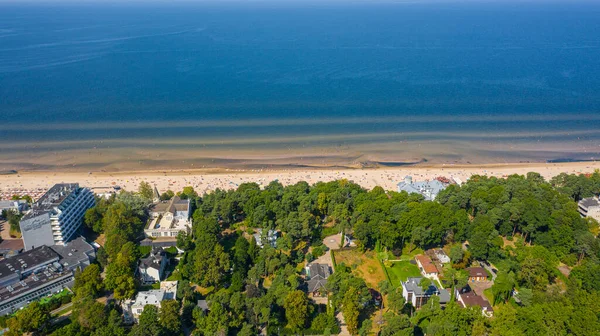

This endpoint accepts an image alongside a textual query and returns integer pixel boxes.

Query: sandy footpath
[1,161,599,198]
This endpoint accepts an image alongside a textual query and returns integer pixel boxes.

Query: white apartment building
[20,184,95,250]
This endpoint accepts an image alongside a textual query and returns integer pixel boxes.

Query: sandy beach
[1,162,598,199]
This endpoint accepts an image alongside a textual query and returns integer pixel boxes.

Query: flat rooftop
[0,265,72,305]
[23,183,80,220]
[0,246,59,280]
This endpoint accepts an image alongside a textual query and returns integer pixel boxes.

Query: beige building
[144,195,191,238]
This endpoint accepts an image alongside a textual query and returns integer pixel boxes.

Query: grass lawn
[385,260,421,286]
[334,249,386,288]
[39,289,70,305]
[483,288,494,304]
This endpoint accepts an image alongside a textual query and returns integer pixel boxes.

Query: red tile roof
[467,267,487,278]
[415,255,439,274]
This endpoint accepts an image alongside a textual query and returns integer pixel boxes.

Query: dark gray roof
[307,263,330,280]
[22,183,81,220]
[0,245,59,282]
[140,238,177,248]
[139,249,165,271]
[49,237,95,270]
[150,196,189,213]
[197,300,209,311]
[402,277,450,303]
[579,197,600,208]
[306,263,331,293]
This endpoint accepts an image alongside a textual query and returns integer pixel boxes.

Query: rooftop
[22,183,81,220]
[402,277,450,303]
[458,286,493,312]
[579,197,600,208]
[397,176,447,201]
[139,248,165,271]
[49,237,95,270]
[0,265,72,305]
[415,255,439,274]
[306,263,331,293]
[0,245,59,281]
[150,196,189,214]
[467,267,487,278]
[132,289,165,306]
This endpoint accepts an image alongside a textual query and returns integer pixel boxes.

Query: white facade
[137,248,168,284]
[20,184,95,250]
[122,281,177,323]
[578,197,600,222]
[144,196,191,238]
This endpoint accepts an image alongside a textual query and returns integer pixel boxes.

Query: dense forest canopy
[4,171,600,335]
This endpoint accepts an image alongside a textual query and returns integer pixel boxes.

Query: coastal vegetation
[6,171,600,335]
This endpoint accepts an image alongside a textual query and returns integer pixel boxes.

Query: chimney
[404,176,413,185]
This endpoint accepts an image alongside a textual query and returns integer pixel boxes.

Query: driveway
[0,220,13,240]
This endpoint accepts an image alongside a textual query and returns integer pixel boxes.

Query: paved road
[50,302,73,316]
[480,262,498,281]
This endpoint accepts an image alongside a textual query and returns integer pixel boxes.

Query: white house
[415,255,440,280]
[122,281,178,323]
[253,229,279,248]
[401,277,450,310]
[145,195,191,238]
[578,197,600,222]
[397,176,447,201]
[137,248,168,284]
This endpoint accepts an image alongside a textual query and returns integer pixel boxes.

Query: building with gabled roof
[401,277,450,310]
[456,285,493,317]
[145,195,191,239]
[466,267,488,282]
[122,281,178,324]
[397,176,447,201]
[578,196,600,222]
[137,247,168,284]
[305,263,331,296]
[415,254,439,280]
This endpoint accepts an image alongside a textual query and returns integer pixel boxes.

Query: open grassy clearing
[334,248,386,288]
[385,260,421,286]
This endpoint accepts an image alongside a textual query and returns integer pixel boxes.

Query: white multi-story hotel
[20,183,95,250]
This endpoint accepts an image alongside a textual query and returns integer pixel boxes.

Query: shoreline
[1,161,599,198]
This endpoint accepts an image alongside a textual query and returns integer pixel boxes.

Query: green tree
[138,181,154,200]
[73,263,103,298]
[131,305,163,336]
[342,289,360,335]
[283,290,309,332]
[160,300,182,335]
[5,301,51,336]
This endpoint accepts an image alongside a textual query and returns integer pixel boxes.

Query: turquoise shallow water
[1,1,600,168]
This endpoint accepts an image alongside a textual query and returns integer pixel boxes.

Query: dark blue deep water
[1,1,600,168]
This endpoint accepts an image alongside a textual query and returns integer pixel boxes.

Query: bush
[312,246,325,258]
[306,253,315,263]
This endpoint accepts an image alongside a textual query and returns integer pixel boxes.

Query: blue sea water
[1,1,600,168]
